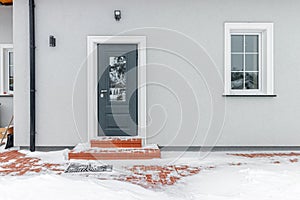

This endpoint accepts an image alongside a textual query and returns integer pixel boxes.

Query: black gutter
[29,0,36,152]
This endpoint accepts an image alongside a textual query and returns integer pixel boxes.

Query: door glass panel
[109,56,126,101]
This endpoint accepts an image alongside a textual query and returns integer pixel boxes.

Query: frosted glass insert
[109,56,126,101]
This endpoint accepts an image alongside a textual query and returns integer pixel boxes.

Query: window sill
[0,94,13,97]
[223,94,277,97]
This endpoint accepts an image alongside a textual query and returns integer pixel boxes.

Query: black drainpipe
[29,0,36,152]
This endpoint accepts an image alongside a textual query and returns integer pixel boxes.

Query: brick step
[90,137,142,148]
[68,145,160,160]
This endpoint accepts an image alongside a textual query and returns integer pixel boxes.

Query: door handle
[100,89,108,98]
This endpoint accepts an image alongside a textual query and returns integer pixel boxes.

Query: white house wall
[0,6,12,44]
[13,0,300,146]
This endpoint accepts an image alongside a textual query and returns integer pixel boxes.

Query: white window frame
[0,44,13,95]
[224,23,274,95]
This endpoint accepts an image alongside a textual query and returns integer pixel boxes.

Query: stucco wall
[0,6,13,127]
[13,0,300,147]
[0,6,12,43]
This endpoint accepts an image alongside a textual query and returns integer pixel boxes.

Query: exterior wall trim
[87,36,147,145]
[224,22,274,96]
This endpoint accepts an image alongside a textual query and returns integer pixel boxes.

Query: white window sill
[223,93,277,97]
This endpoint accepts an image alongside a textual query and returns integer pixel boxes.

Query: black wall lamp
[114,10,121,21]
[49,35,56,47]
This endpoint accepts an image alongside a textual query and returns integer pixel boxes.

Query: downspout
[29,0,36,152]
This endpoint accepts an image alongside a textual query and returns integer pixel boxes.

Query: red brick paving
[290,158,298,163]
[117,165,202,188]
[229,152,300,158]
[229,162,243,166]
[229,152,300,165]
[0,150,64,176]
[0,150,202,189]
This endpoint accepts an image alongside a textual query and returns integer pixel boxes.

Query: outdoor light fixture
[114,10,121,21]
[49,35,56,47]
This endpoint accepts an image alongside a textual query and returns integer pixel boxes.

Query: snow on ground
[0,175,176,200]
[1,149,300,200]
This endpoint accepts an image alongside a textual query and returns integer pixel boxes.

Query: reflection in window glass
[245,72,259,89]
[109,56,126,101]
[231,72,244,89]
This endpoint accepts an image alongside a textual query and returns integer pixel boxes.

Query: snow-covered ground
[1,149,300,200]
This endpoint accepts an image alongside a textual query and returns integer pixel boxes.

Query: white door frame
[87,36,147,144]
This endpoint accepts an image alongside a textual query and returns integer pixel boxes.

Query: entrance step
[90,137,142,148]
[68,144,161,160]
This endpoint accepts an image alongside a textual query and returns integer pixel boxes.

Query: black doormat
[64,163,113,173]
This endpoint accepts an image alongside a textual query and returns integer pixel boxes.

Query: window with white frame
[8,51,14,93]
[0,44,14,95]
[224,23,274,95]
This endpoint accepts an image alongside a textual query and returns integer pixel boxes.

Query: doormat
[64,163,113,173]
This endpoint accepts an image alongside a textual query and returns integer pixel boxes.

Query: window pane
[245,72,259,89]
[231,72,244,89]
[231,54,243,71]
[9,65,13,76]
[9,78,13,91]
[245,54,258,71]
[231,35,244,52]
[9,52,13,65]
[245,35,258,52]
[8,52,14,92]
[109,56,126,101]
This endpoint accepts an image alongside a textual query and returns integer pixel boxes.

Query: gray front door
[98,44,138,136]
